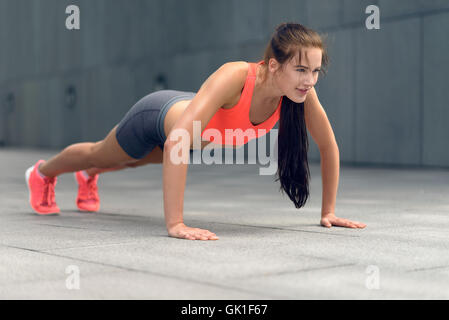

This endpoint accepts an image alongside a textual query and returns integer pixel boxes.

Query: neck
[255,64,283,104]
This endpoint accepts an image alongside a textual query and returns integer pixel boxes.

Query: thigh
[109,90,196,165]
[126,145,164,167]
[90,125,138,168]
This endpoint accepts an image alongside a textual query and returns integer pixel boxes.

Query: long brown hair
[260,22,329,208]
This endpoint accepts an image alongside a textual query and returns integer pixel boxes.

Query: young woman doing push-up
[25,23,367,241]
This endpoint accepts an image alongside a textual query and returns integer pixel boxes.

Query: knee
[125,162,138,168]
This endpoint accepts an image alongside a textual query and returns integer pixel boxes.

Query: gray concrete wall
[0,0,448,168]
[307,0,449,168]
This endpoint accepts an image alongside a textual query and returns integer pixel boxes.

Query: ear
[268,58,280,72]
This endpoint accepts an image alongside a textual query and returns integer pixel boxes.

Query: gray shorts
[115,90,196,159]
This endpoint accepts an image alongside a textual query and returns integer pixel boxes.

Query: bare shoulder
[215,61,248,89]
[223,60,249,72]
[194,61,248,107]
[166,61,248,143]
[214,61,248,107]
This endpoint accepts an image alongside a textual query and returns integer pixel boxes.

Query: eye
[313,70,321,73]
[296,69,306,72]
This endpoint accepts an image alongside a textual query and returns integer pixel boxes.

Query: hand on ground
[320,213,366,229]
[168,223,219,240]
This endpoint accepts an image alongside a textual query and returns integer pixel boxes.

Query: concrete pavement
[1,148,449,299]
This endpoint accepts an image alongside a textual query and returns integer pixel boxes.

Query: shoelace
[42,177,56,206]
[80,176,99,201]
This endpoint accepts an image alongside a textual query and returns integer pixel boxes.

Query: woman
[25,22,366,241]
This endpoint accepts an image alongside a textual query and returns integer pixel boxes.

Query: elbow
[164,137,180,151]
[164,134,175,149]
[164,140,191,152]
[163,139,191,165]
[164,134,192,150]
[319,141,339,153]
[164,140,174,150]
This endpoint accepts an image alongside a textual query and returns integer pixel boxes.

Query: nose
[304,72,315,87]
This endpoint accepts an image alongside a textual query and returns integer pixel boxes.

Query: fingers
[332,217,366,229]
[346,220,366,228]
[179,229,219,241]
[341,219,358,228]
[354,222,367,228]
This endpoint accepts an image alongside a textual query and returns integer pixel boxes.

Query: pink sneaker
[25,160,60,215]
[74,171,100,212]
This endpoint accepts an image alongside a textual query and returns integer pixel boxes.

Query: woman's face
[272,47,322,103]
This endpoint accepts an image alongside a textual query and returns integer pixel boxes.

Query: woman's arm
[304,88,366,229]
[318,144,364,228]
[163,62,247,240]
[319,143,339,217]
[319,145,365,228]
[162,143,188,230]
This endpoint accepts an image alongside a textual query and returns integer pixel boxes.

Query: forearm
[162,144,188,230]
[319,144,340,217]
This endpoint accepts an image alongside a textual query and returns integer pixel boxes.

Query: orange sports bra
[200,60,283,146]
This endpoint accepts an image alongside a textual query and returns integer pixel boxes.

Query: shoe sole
[74,172,100,213]
[25,165,60,216]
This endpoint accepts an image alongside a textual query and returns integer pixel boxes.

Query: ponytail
[275,96,310,208]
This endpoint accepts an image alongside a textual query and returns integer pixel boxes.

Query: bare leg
[84,165,128,177]
[39,125,136,178]
[85,145,164,176]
